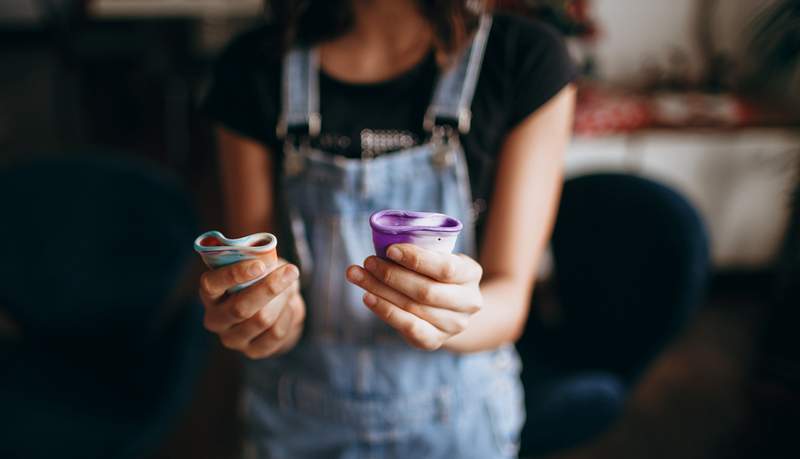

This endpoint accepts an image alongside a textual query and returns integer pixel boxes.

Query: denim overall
[243,16,524,459]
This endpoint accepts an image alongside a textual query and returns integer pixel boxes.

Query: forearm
[443,87,575,354]
[216,126,275,237]
[443,274,533,353]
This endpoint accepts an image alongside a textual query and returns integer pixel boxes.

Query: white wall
[589,0,775,84]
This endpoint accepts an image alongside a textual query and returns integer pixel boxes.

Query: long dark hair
[266,0,487,60]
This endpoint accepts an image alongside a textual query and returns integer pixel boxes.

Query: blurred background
[0,0,798,458]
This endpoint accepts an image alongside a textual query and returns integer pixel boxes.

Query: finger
[362,256,480,312]
[259,294,296,343]
[215,264,299,330]
[362,292,447,351]
[219,289,292,349]
[245,303,297,359]
[385,244,482,284]
[286,291,306,325]
[199,259,269,303]
[346,265,469,334]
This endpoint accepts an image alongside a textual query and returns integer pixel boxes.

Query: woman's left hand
[346,243,483,351]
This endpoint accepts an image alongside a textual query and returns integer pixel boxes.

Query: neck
[319,0,434,83]
[349,0,429,49]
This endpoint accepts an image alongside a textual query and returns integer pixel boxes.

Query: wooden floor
[543,300,762,459]
[150,295,770,459]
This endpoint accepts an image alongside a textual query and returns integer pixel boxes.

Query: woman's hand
[346,243,483,351]
[199,259,305,359]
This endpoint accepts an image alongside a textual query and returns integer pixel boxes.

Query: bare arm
[446,84,575,352]
[216,126,277,236]
[347,85,575,353]
[199,126,304,359]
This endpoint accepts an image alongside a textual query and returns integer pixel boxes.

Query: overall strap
[277,47,321,139]
[424,14,493,134]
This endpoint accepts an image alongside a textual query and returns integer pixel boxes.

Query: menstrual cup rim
[369,209,463,236]
[193,230,277,253]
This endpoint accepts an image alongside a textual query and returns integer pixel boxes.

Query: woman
[201,0,575,457]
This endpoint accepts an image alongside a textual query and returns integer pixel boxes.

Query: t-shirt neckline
[318,49,437,93]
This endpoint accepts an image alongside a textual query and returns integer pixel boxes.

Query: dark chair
[518,173,710,457]
[0,155,208,459]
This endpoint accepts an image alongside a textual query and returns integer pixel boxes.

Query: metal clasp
[422,108,472,134]
[276,112,321,140]
[431,125,459,169]
[283,135,308,177]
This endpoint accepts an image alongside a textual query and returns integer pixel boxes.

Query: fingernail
[248,261,266,277]
[365,257,377,272]
[387,246,402,262]
[363,292,377,307]
[348,266,363,282]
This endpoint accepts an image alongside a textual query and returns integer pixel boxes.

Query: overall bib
[243,16,524,459]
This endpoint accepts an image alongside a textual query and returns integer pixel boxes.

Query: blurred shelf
[89,0,262,19]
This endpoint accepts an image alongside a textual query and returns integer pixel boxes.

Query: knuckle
[235,262,254,283]
[404,321,423,341]
[225,267,239,286]
[229,301,251,321]
[382,303,396,322]
[378,263,393,284]
[408,251,423,272]
[199,273,214,297]
[253,308,274,329]
[468,300,483,314]
[219,334,239,350]
[440,261,458,282]
[271,323,288,340]
[264,274,284,297]
[453,315,470,333]
[417,284,437,304]
[398,295,416,310]
[404,302,422,316]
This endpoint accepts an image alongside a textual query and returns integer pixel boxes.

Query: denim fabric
[426,15,493,131]
[242,15,524,459]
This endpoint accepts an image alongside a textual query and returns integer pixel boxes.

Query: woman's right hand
[199,259,305,359]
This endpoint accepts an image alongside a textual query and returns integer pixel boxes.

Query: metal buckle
[308,112,321,138]
[276,113,321,140]
[423,109,472,134]
[431,125,458,168]
[283,135,307,177]
[457,108,472,134]
[431,124,459,146]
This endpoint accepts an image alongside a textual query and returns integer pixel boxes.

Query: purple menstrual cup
[370,210,463,258]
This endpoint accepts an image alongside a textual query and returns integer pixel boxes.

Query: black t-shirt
[203,12,575,240]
